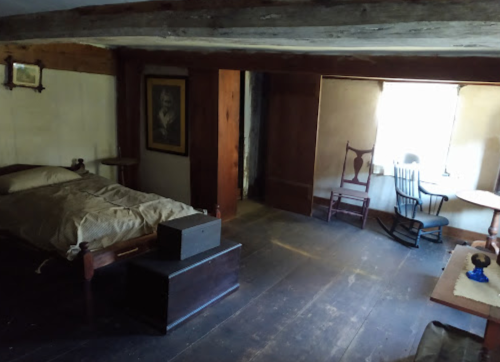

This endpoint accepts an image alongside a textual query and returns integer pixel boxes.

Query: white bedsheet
[0,174,198,260]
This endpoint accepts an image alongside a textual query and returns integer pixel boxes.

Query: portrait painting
[146,77,187,155]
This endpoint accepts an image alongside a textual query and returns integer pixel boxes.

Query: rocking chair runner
[327,142,375,229]
[377,162,449,248]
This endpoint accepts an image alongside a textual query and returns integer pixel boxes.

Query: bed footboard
[79,234,157,281]
[79,204,221,282]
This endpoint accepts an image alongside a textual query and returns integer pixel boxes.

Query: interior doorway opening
[239,71,268,202]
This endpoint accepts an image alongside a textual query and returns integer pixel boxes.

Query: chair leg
[390,214,399,234]
[416,228,422,247]
[336,196,342,218]
[327,191,334,222]
[437,226,443,243]
[362,198,370,229]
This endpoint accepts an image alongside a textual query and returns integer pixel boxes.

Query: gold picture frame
[146,76,188,156]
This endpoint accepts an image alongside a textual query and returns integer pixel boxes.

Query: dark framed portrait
[146,76,188,155]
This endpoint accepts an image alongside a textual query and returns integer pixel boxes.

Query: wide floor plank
[0,201,488,362]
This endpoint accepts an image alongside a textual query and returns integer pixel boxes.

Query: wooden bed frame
[0,159,221,282]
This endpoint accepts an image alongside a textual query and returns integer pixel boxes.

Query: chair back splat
[327,141,374,229]
[340,141,375,192]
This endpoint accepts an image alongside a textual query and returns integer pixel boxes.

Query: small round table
[101,157,138,187]
[456,190,500,256]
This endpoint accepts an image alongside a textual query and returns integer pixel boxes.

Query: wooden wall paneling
[116,53,239,216]
[0,43,116,75]
[217,70,241,220]
[188,69,220,212]
[265,73,321,216]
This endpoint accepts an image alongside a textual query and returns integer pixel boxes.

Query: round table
[101,157,138,187]
[456,190,500,256]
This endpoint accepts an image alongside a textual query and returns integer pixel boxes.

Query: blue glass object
[466,267,489,283]
[466,253,491,283]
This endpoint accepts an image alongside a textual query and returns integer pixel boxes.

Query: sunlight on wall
[373,82,458,182]
[314,79,500,234]
[314,79,380,200]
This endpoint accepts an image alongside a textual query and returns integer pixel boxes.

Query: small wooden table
[101,157,138,187]
[431,245,500,351]
[456,190,500,256]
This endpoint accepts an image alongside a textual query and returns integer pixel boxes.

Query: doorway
[238,71,268,202]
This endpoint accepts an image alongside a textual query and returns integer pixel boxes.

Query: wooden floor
[0,201,487,362]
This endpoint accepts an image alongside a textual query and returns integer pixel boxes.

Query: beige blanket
[0,174,198,260]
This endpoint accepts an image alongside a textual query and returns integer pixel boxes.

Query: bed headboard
[0,159,85,177]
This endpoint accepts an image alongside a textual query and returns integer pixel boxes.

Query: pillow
[0,166,81,194]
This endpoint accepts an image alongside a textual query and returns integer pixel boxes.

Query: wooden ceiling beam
[118,47,500,83]
[0,44,116,75]
[2,0,500,50]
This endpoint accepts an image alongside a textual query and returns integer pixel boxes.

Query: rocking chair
[377,162,449,248]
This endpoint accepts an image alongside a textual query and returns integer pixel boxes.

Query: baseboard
[313,196,486,242]
[313,196,330,207]
[441,226,485,242]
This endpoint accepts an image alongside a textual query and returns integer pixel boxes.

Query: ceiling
[3,1,500,56]
[0,0,144,17]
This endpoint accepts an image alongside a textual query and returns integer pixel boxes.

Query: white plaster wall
[139,66,191,204]
[314,78,500,234]
[0,64,117,180]
[444,85,500,232]
[314,79,381,200]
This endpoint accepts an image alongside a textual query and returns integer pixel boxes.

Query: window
[373,82,459,183]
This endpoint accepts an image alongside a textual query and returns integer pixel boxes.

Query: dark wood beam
[189,69,220,213]
[0,43,116,75]
[116,53,143,189]
[2,1,500,50]
[118,48,500,83]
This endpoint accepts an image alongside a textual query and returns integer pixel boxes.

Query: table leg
[488,209,500,254]
[484,320,500,351]
[119,165,126,186]
[472,209,500,256]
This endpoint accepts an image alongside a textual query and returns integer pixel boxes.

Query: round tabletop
[101,157,138,167]
[456,190,500,211]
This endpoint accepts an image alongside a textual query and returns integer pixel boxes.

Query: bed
[0,159,215,281]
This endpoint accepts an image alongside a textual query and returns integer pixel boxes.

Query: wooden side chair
[327,142,375,229]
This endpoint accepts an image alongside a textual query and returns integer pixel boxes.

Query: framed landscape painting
[13,62,41,87]
[4,56,45,93]
[146,76,188,156]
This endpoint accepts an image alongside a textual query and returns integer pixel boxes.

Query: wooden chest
[157,214,221,260]
[127,240,241,333]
